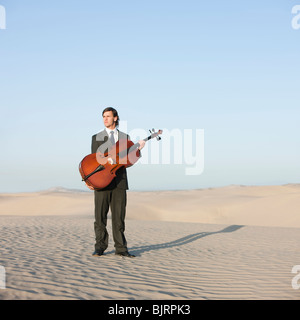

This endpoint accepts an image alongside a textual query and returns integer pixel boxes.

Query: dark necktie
[110,131,115,145]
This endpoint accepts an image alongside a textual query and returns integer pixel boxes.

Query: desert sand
[0,184,300,300]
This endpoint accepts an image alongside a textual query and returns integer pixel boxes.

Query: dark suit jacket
[91,129,129,190]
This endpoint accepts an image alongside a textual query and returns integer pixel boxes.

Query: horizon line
[1,183,300,194]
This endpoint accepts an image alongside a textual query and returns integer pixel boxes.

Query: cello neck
[134,129,163,148]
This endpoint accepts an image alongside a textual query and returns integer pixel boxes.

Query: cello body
[79,138,141,191]
[79,129,162,191]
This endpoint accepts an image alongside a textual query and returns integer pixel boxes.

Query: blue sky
[0,0,299,192]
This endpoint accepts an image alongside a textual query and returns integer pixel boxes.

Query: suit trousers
[94,188,127,253]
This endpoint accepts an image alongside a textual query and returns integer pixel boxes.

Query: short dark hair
[102,107,119,126]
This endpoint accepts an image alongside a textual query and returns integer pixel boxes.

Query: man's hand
[138,140,146,150]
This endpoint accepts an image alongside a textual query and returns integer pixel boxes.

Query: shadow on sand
[128,224,244,256]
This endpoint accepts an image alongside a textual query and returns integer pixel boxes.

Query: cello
[79,129,163,191]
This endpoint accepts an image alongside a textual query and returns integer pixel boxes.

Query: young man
[91,107,145,258]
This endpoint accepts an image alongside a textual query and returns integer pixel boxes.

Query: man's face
[103,111,117,129]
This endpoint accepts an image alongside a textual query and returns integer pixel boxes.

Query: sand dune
[1,184,299,227]
[0,185,299,300]
[128,184,300,228]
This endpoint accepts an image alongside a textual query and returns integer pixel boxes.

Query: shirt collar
[105,127,117,135]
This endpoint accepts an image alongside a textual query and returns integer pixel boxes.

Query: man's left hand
[138,140,146,150]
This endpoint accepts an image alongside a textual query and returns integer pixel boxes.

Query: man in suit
[91,107,145,258]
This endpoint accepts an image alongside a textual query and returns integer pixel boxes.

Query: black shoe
[115,251,135,258]
[92,249,104,257]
